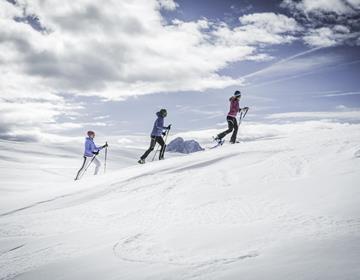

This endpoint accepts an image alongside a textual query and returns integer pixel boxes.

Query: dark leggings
[141,136,166,160]
[217,116,238,143]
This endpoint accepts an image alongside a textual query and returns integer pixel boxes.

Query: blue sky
[0,0,360,141]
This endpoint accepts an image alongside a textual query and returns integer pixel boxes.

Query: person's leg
[156,137,166,160]
[93,157,101,175]
[140,137,157,160]
[217,117,234,140]
[230,118,239,143]
[75,156,89,180]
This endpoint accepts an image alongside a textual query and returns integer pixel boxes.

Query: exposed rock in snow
[166,137,204,154]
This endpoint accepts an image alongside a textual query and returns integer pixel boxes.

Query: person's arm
[92,141,102,153]
[160,118,172,130]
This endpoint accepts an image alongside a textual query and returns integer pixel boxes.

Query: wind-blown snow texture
[0,121,360,280]
[166,137,204,154]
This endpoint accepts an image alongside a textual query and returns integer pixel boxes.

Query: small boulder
[167,137,204,154]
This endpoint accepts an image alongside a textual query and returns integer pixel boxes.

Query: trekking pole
[160,129,170,160]
[163,129,170,145]
[151,143,159,162]
[239,107,249,125]
[79,155,97,180]
[104,142,108,174]
[237,107,249,143]
[152,129,170,162]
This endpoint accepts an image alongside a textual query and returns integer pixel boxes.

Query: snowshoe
[210,137,225,149]
[138,159,145,164]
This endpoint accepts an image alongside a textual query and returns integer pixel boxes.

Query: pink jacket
[227,97,239,117]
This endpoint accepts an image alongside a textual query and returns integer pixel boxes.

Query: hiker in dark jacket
[138,109,171,164]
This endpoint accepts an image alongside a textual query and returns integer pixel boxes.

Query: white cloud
[175,104,224,119]
[213,13,301,47]
[0,98,83,141]
[0,0,307,140]
[347,0,360,9]
[281,0,360,47]
[281,0,359,15]
[266,110,360,121]
[0,0,358,141]
[303,27,341,47]
[242,50,342,86]
[336,104,348,110]
[157,0,178,11]
[303,25,357,47]
[1,2,298,102]
[239,13,301,34]
[320,91,360,97]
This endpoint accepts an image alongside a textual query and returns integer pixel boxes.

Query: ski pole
[104,142,108,174]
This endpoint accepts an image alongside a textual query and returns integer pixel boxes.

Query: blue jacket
[84,137,102,157]
[151,112,167,137]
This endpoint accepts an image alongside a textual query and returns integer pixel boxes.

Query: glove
[102,143,108,148]
[162,132,167,136]
[93,151,99,155]
[166,124,172,130]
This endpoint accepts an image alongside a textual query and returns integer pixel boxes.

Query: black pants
[141,136,166,160]
[217,116,238,143]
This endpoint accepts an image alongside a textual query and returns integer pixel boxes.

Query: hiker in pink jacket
[215,90,242,144]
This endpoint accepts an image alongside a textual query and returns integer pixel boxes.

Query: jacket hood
[156,112,163,118]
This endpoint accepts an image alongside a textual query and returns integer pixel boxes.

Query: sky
[0,0,360,141]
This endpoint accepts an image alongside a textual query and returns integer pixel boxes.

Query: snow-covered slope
[0,121,360,280]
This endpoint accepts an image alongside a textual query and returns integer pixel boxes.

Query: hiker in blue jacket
[75,131,108,180]
[138,109,171,164]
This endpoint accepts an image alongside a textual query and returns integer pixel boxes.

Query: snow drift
[0,120,360,280]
